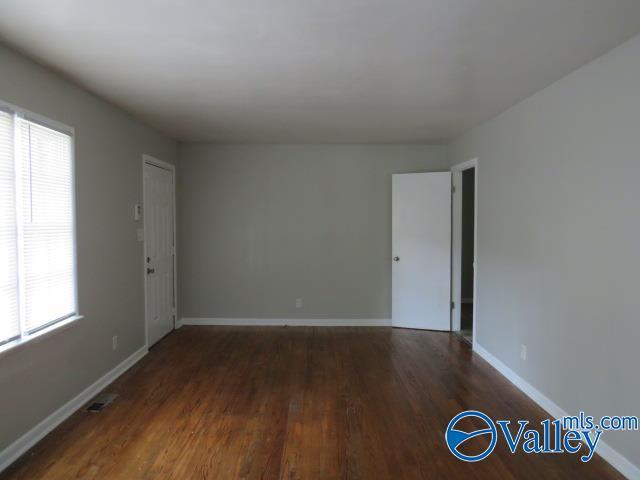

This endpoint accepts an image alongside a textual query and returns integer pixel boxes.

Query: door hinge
[452,185,456,194]
[451,301,455,310]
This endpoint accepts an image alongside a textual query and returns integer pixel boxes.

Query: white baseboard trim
[174,318,184,329]
[473,343,639,480]
[181,317,391,327]
[0,345,148,474]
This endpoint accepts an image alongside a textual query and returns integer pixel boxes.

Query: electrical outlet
[295,298,303,309]
[520,344,527,361]
[112,335,118,351]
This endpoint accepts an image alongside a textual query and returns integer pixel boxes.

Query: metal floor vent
[86,393,118,412]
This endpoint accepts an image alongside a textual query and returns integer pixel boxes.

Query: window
[0,103,77,349]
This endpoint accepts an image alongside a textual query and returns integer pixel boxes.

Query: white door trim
[142,154,177,348]
[450,158,478,347]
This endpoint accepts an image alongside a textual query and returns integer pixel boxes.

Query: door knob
[147,268,155,274]
[393,256,400,262]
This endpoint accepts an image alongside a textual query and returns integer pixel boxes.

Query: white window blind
[0,105,76,347]
[19,119,75,333]
[0,110,19,345]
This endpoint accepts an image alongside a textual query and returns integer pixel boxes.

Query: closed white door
[392,172,451,330]
[144,161,175,346]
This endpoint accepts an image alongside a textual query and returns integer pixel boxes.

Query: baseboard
[473,344,640,480]
[181,317,392,327]
[175,318,184,329]
[0,345,148,474]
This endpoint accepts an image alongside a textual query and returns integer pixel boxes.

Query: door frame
[142,154,177,348]
[450,158,478,347]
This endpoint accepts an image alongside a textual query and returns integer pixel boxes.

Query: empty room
[0,1,639,479]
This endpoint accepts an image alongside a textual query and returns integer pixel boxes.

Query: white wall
[451,34,640,470]
[0,45,177,453]
[178,143,449,321]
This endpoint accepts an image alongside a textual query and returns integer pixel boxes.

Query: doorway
[143,155,176,348]
[451,159,477,345]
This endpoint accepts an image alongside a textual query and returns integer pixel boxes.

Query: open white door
[392,172,451,330]
[144,159,175,347]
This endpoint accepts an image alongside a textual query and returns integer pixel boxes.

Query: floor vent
[86,393,118,412]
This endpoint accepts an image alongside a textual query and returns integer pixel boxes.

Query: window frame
[0,99,82,358]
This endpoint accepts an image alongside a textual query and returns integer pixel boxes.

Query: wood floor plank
[0,327,624,479]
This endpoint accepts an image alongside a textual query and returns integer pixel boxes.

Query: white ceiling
[1,1,640,143]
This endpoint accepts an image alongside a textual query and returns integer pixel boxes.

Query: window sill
[0,315,84,360]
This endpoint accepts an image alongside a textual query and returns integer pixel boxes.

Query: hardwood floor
[1,327,622,479]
